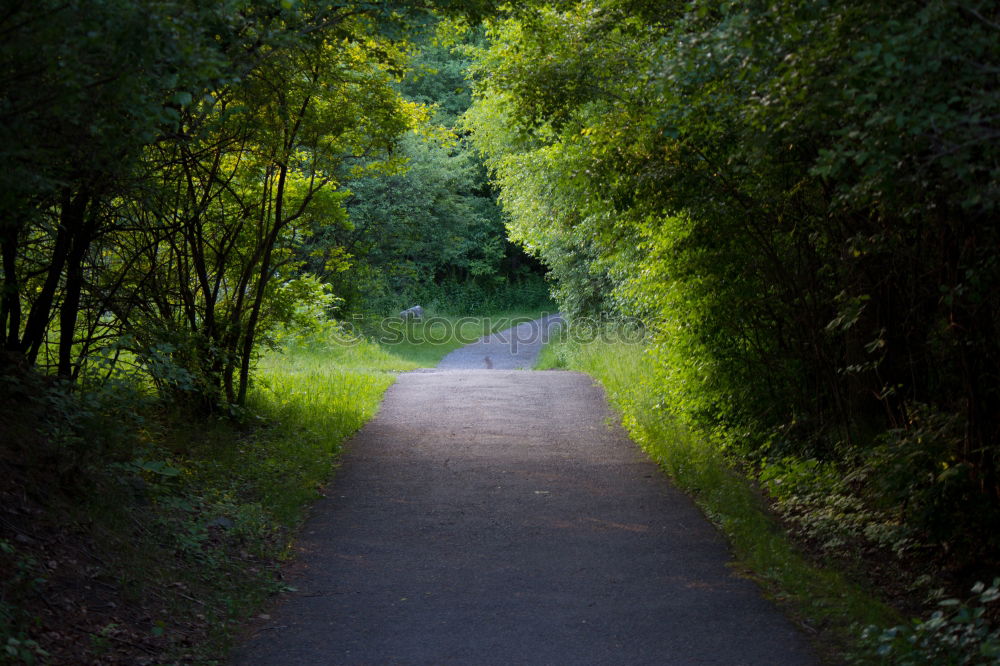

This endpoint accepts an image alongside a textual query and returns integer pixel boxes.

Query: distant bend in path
[435,312,564,370]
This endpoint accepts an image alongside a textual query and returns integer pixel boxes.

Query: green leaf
[133,459,181,477]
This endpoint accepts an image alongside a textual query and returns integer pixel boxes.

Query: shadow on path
[231,318,816,665]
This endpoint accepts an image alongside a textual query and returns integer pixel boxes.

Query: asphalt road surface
[231,317,816,665]
[435,313,565,370]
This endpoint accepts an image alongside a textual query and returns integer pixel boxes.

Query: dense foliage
[302,35,550,315]
[0,0,543,410]
[466,0,1000,564]
[5,0,999,658]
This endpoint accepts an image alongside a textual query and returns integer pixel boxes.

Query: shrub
[854,580,1000,665]
[862,403,999,557]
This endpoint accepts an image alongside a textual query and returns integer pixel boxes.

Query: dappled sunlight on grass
[243,336,410,522]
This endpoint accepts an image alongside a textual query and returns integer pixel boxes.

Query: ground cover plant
[1,330,407,663]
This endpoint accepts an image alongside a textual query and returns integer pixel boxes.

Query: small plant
[1,540,49,665]
[854,579,1000,665]
[4,635,48,664]
[759,456,916,558]
[862,403,996,556]
[88,622,121,655]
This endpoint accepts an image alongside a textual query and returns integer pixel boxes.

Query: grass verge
[2,331,411,663]
[536,329,899,662]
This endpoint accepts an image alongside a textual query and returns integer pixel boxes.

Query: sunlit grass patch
[243,361,398,522]
[534,322,569,370]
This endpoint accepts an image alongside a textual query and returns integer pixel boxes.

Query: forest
[2,0,999,663]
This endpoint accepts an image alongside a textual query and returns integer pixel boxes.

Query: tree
[0,0,504,408]
[108,7,422,407]
[303,30,545,315]
[466,0,1000,551]
[0,0,230,376]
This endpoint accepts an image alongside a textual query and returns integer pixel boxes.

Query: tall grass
[238,343,413,522]
[539,330,898,659]
[76,333,422,659]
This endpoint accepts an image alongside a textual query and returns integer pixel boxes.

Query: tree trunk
[236,162,287,405]
[23,188,89,365]
[1,223,21,351]
[57,200,98,377]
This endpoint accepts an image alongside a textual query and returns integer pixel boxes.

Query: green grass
[533,324,567,370]
[37,330,424,661]
[100,332,417,660]
[537,330,899,661]
[240,345,412,521]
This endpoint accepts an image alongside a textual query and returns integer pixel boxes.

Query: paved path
[435,313,564,370]
[232,318,816,665]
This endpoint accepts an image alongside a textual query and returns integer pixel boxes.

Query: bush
[358,274,553,316]
[861,403,999,556]
[760,457,914,558]
[854,580,1000,665]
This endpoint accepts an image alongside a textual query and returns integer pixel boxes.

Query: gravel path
[231,317,816,665]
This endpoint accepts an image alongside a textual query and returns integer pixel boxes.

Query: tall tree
[1,0,512,410]
[303,31,544,315]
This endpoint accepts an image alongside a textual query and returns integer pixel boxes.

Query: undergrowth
[1,329,407,663]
